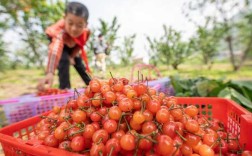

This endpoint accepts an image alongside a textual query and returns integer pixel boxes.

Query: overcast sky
[83,0,197,62]
[3,0,201,63]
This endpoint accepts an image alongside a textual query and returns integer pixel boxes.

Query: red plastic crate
[0,97,251,156]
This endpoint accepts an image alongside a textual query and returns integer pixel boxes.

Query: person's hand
[69,57,75,65]
[37,73,54,91]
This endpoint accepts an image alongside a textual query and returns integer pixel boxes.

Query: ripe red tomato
[103,119,117,134]
[71,110,87,123]
[108,106,122,121]
[58,140,71,150]
[120,134,136,151]
[118,97,133,112]
[105,138,121,155]
[44,135,59,147]
[92,129,109,144]
[156,135,173,155]
[83,124,95,139]
[90,142,106,156]
[242,151,252,156]
[198,144,214,156]
[70,136,85,152]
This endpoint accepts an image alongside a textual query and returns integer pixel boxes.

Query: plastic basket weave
[146,77,173,95]
[0,97,251,156]
[0,89,84,126]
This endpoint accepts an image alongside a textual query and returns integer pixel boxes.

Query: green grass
[0,60,251,100]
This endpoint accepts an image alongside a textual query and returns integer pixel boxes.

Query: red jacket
[45,19,91,74]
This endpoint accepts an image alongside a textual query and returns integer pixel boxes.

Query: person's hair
[98,33,103,38]
[65,2,89,21]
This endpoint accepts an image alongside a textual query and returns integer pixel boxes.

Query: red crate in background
[0,97,251,156]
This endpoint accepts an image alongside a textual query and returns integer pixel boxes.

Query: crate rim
[0,97,252,155]
[176,97,251,114]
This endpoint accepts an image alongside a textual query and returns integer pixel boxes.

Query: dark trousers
[58,45,91,89]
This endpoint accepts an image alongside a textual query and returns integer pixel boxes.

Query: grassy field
[0,60,252,100]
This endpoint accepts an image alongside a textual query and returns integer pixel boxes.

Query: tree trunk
[203,55,208,65]
[236,35,252,71]
[226,36,238,71]
[172,63,178,70]
[207,61,213,70]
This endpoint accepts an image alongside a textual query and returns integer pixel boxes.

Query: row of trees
[147,0,252,71]
[0,0,251,72]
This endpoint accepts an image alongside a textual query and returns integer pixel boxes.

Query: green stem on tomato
[63,115,72,124]
[40,116,58,123]
[117,114,123,131]
[109,72,115,85]
[65,99,70,113]
[123,116,131,131]
[95,111,105,118]
[64,124,76,131]
[183,130,203,139]
[79,149,90,154]
[108,146,114,156]
[97,138,103,144]
[134,138,140,156]
[168,105,183,111]
[172,144,181,156]
[141,135,157,144]
[140,101,144,113]
[99,151,103,156]
[219,138,222,156]
[175,130,187,142]
[74,88,80,97]
[68,129,85,137]
[210,137,221,149]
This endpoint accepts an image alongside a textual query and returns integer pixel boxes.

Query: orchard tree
[146,36,159,66]
[183,0,252,71]
[147,25,193,70]
[192,21,224,69]
[0,19,8,71]
[0,36,8,71]
[0,0,64,69]
[118,34,136,66]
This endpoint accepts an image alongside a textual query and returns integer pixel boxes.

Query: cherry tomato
[44,135,59,147]
[120,134,136,151]
[70,136,85,152]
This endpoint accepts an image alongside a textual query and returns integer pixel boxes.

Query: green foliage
[170,75,252,111]
[184,0,252,71]
[0,0,64,69]
[147,26,194,69]
[146,36,159,66]
[86,17,121,66]
[0,37,8,71]
[98,17,121,55]
[192,22,224,69]
[118,34,136,66]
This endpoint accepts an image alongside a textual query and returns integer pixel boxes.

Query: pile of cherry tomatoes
[32,77,252,156]
[36,88,68,96]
